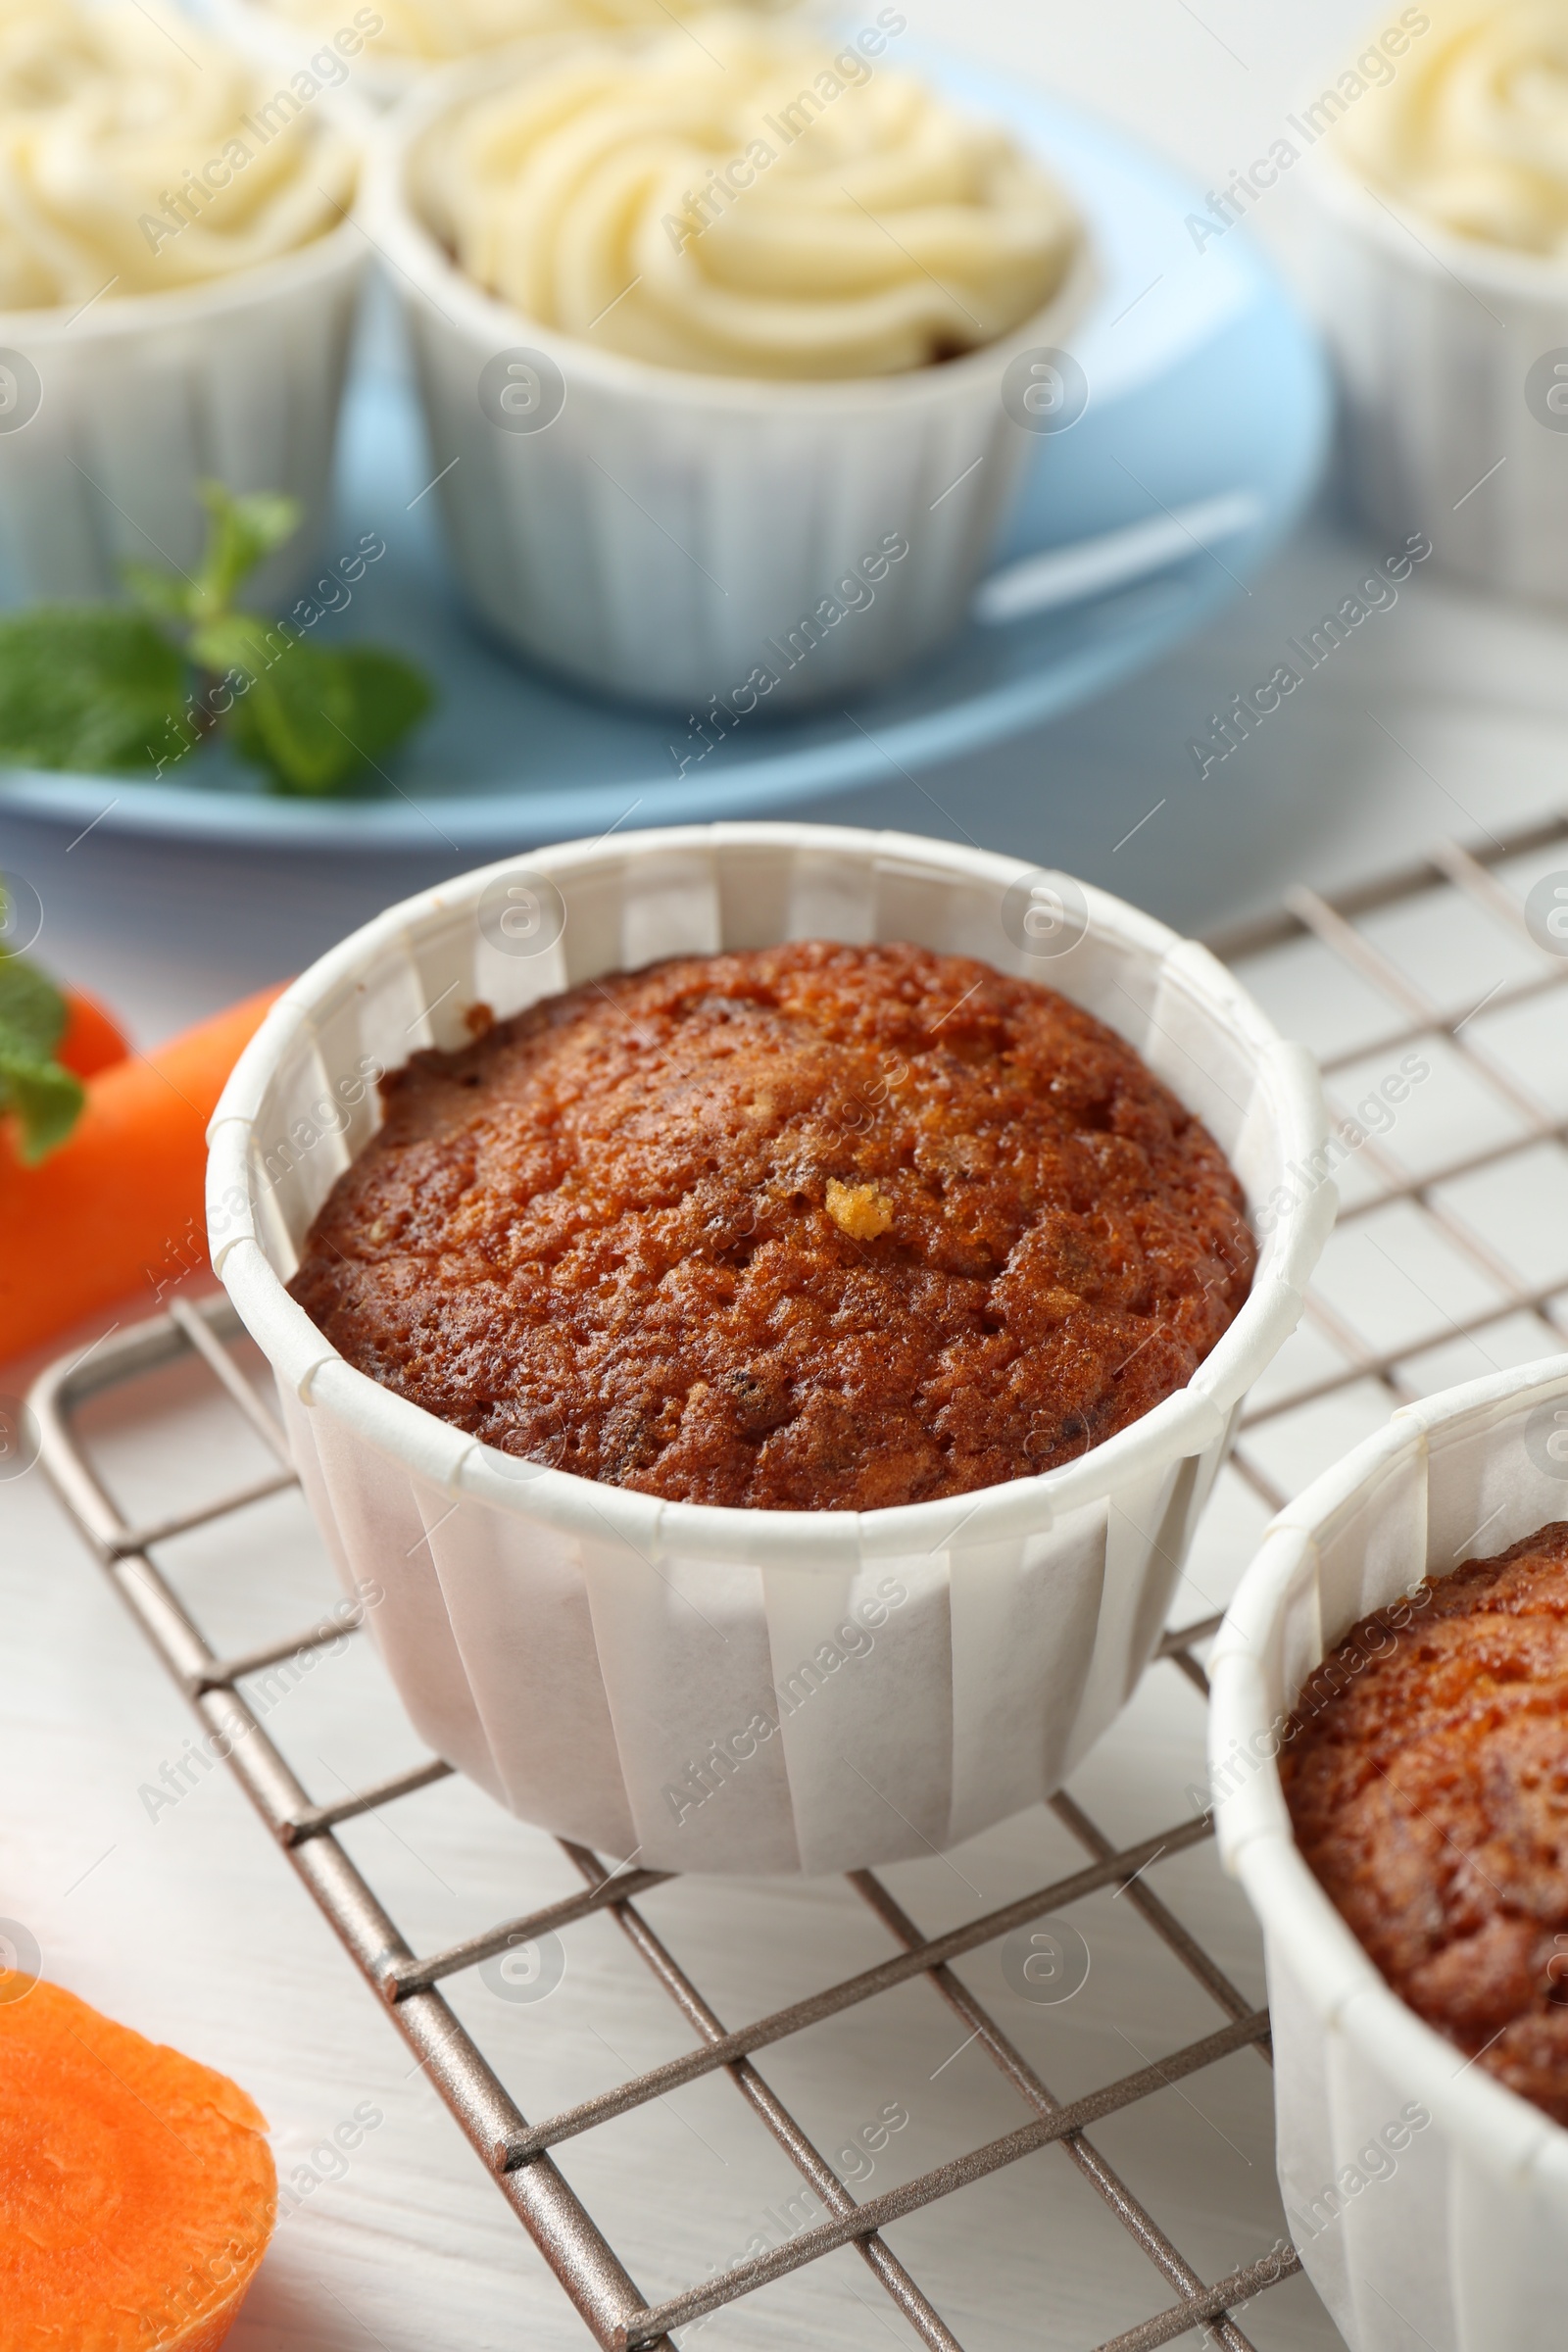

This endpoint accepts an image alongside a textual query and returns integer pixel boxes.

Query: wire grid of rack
[27,803,1568,2352]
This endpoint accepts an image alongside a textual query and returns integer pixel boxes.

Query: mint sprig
[0,608,186,773]
[0,483,433,798]
[0,902,84,1162]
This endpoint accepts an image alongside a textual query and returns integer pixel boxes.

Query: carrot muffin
[288,941,1254,1511]
[1283,1524,1568,2127]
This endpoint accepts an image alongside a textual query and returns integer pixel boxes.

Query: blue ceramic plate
[0,59,1328,852]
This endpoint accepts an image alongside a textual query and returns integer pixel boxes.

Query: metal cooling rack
[1209,805,1568,1510]
[28,805,1568,2352]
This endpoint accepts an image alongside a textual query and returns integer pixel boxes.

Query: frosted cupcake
[1298,1,1568,600]
[1339,0,1568,255]
[367,15,1090,704]
[0,0,367,604]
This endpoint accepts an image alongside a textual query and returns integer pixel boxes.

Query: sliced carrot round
[0,1982,276,2352]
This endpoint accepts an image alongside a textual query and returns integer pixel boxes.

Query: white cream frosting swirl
[266,0,768,67]
[0,0,359,308]
[417,16,1082,378]
[1341,1,1568,254]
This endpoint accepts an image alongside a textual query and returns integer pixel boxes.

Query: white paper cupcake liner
[1211,1355,1568,2352]
[1297,147,1568,604]
[209,822,1330,1876]
[0,219,367,608]
[362,53,1096,710]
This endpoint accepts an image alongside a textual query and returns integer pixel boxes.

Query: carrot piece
[0,1981,276,2352]
[0,981,287,1364]
[56,986,131,1080]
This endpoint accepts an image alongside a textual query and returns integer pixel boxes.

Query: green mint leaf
[187,612,296,683]
[225,638,434,797]
[0,949,68,1062]
[0,952,84,1161]
[122,561,196,627]
[0,1046,83,1162]
[224,642,365,795]
[333,647,435,766]
[192,482,301,620]
[0,608,187,774]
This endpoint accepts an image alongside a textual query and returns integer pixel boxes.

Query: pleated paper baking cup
[1211,1356,1568,2352]
[209,823,1330,1876]
[1298,145,1568,604]
[362,55,1097,710]
[0,218,367,607]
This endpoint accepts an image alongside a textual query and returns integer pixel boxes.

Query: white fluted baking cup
[1211,1355,1568,2352]
[209,823,1330,1876]
[361,52,1097,710]
[1296,143,1568,603]
[0,216,367,607]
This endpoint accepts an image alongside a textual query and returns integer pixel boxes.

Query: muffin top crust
[288,940,1255,1512]
[1283,1523,1568,2126]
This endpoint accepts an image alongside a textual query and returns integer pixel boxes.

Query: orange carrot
[0,1980,276,2352]
[0,981,287,1363]
[56,985,130,1080]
